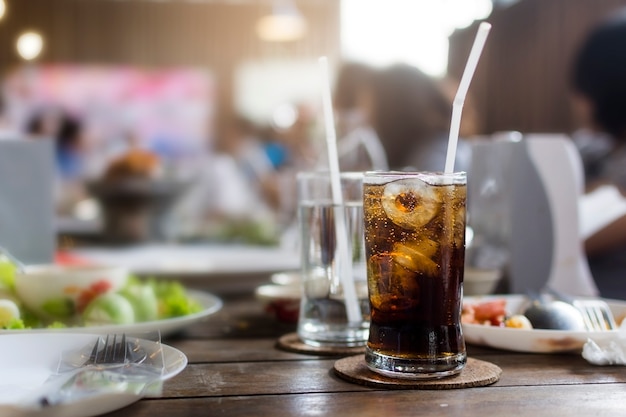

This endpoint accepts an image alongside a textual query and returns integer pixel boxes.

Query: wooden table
[108,293,626,417]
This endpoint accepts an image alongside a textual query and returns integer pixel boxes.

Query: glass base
[365,347,466,380]
[298,321,369,347]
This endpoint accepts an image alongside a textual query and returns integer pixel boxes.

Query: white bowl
[464,267,502,296]
[270,271,302,286]
[255,283,301,323]
[14,264,128,320]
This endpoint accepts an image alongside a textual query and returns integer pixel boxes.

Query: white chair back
[468,134,598,296]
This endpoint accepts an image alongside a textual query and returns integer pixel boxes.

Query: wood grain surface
[107,295,626,417]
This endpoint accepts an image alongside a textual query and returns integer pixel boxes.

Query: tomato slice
[472,299,507,323]
[55,251,94,266]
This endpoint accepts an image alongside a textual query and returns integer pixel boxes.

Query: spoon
[522,292,586,331]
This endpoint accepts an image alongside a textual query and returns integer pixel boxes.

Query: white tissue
[582,323,626,365]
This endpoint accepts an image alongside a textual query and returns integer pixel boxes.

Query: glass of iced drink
[297,171,370,347]
[363,171,467,379]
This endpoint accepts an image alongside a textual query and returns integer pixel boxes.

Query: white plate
[254,283,301,323]
[0,290,222,337]
[66,244,300,276]
[255,283,301,301]
[0,333,187,417]
[463,295,626,353]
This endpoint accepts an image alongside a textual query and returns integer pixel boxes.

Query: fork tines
[573,300,617,332]
[86,333,129,365]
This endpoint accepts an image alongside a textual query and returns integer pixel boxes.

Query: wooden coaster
[334,355,501,390]
[276,332,366,356]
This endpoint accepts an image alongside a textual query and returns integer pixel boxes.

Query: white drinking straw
[444,22,492,174]
[318,56,361,324]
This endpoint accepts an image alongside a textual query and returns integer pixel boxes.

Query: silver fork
[546,287,617,331]
[85,334,129,366]
[38,334,144,407]
[572,299,617,332]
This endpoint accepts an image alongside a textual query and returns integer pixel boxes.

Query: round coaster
[276,332,366,356]
[334,355,501,389]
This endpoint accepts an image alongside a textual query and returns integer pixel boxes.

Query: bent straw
[444,22,492,174]
[318,56,361,323]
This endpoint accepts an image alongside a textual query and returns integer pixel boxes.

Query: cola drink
[363,171,467,379]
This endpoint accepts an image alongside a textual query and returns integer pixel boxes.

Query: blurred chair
[0,139,55,264]
[468,133,598,297]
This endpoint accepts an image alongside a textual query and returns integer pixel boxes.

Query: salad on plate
[0,258,204,330]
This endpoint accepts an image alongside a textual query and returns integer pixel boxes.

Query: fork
[546,287,617,331]
[38,334,141,407]
[85,334,129,366]
[572,299,617,332]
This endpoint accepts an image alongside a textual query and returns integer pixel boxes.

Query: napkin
[579,185,626,240]
[582,323,626,365]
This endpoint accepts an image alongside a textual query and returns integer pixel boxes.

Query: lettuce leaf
[145,278,203,319]
[2,317,25,329]
[0,259,16,291]
[6,274,202,329]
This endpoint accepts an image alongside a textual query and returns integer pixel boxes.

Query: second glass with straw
[297,171,370,347]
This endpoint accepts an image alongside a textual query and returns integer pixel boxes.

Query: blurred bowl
[270,271,301,286]
[464,267,502,296]
[14,264,128,320]
[87,178,189,243]
[255,283,301,323]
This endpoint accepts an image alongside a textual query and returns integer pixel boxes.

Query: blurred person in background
[272,103,319,172]
[571,7,626,297]
[332,62,472,173]
[173,116,282,245]
[261,103,319,243]
[333,62,388,172]
[27,106,84,180]
[333,62,375,138]
[366,63,471,172]
[26,106,87,215]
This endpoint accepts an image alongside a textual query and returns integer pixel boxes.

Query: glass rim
[364,170,466,176]
[296,171,364,181]
[363,171,466,185]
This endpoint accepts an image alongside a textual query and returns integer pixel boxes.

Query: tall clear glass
[363,171,467,379]
[297,171,370,347]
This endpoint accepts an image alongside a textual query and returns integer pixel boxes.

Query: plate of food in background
[462,294,626,353]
